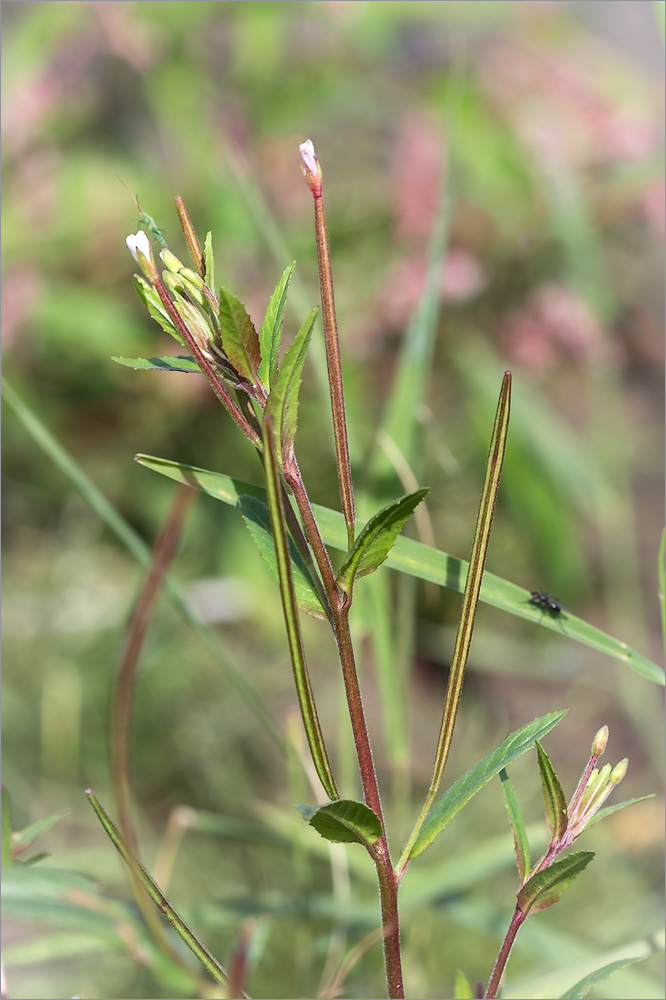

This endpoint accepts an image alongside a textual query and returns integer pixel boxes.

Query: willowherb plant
[85,141,652,1000]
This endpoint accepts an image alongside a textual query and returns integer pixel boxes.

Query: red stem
[484,906,526,999]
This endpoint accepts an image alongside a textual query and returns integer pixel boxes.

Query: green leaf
[336,488,429,598]
[517,850,594,915]
[111,355,199,373]
[133,274,184,345]
[259,419,338,801]
[86,790,233,988]
[133,455,665,685]
[258,262,296,391]
[453,968,474,1000]
[2,787,13,868]
[587,793,655,828]
[297,800,382,848]
[500,768,530,884]
[10,810,69,857]
[558,955,649,999]
[240,495,326,620]
[264,308,317,470]
[536,740,568,841]
[218,286,261,384]
[203,231,215,292]
[409,711,567,860]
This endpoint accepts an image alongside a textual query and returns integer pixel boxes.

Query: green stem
[398,372,512,877]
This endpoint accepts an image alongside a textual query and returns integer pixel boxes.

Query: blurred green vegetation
[2,2,664,998]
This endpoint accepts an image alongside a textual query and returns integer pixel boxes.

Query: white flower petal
[126,230,151,262]
[298,139,318,176]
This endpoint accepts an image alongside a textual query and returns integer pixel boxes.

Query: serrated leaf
[204,231,214,290]
[409,711,567,860]
[500,768,530,884]
[454,968,474,1000]
[297,800,382,848]
[112,355,199,373]
[218,287,261,384]
[517,850,594,915]
[240,495,326,619]
[536,740,568,841]
[258,262,296,390]
[558,955,648,999]
[133,275,184,345]
[264,308,317,469]
[337,488,429,597]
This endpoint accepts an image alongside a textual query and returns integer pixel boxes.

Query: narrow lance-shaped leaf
[240,494,326,619]
[500,768,530,884]
[264,307,318,470]
[399,371,512,873]
[586,793,655,828]
[218,286,261,385]
[112,356,199,373]
[258,262,296,391]
[454,969,474,1000]
[297,799,382,849]
[517,850,594,915]
[86,789,235,990]
[408,710,567,860]
[558,955,648,999]
[536,740,568,841]
[133,275,184,345]
[204,232,215,293]
[262,417,339,800]
[336,488,429,598]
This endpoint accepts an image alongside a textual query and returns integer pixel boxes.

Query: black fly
[528,591,569,632]
[529,591,565,617]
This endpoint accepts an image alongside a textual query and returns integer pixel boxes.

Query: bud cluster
[126,225,245,389]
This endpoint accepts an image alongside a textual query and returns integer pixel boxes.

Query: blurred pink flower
[499,282,611,370]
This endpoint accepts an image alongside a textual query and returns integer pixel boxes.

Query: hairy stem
[484,906,525,999]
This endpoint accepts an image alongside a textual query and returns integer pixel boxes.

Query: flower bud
[299,139,323,196]
[610,758,628,784]
[172,297,216,358]
[160,248,187,275]
[591,725,609,758]
[126,230,157,281]
[178,266,205,289]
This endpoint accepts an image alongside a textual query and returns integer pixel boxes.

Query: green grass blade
[134,452,664,685]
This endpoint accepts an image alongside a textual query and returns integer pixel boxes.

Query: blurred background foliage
[1,2,664,998]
